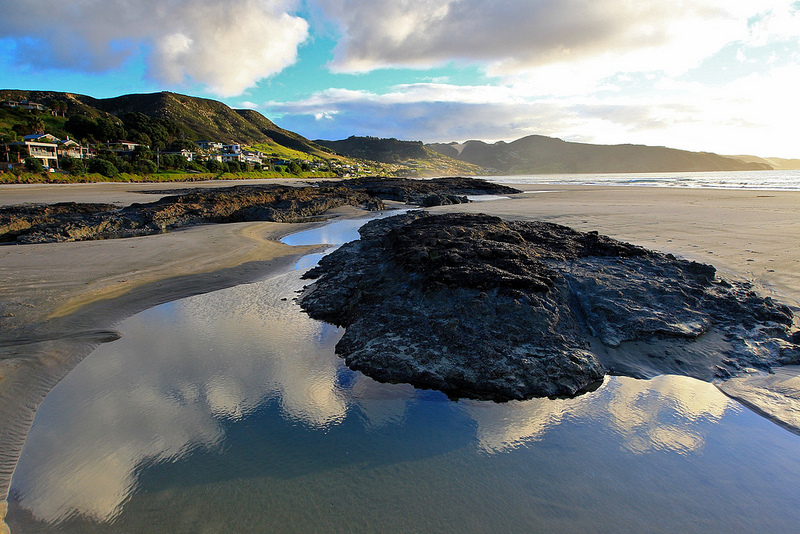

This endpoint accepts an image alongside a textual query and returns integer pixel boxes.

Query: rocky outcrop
[332,176,520,206]
[300,212,799,401]
[0,178,521,244]
[1,184,385,244]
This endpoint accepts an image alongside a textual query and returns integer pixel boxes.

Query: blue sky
[1,0,799,157]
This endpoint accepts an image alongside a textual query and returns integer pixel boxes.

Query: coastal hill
[427,135,772,173]
[1,90,479,175]
[727,154,800,171]
[0,88,782,174]
[0,89,334,158]
[315,135,485,175]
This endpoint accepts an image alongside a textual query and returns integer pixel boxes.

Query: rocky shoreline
[0,177,519,244]
[300,212,800,401]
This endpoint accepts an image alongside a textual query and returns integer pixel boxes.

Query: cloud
[0,0,309,96]
[267,67,800,157]
[316,0,753,77]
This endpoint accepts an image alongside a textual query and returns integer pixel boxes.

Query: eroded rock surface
[300,212,799,401]
[0,177,520,244]
[331,176,520,206]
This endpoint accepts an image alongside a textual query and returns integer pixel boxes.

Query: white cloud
[318,0,751,76]
[268,64,800,157]
[0,0,309,96]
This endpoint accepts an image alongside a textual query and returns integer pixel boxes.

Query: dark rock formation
[0,178,520,244]
[0,184,382,244]
[331,176,521,206]
[300,212,799,401]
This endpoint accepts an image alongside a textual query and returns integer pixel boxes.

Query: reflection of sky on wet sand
[8,256,800,531]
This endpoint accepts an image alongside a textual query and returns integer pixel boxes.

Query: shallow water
[7,212,800,533]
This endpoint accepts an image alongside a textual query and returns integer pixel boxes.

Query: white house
[57,138,87,159]
[196,140,223,151]
[162,149,195,162]
[12,138,59,168]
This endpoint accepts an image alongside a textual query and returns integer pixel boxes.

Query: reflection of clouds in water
[464,397,570,454]
[11,266,737,526]
[13,359,223,523]
[603,375,732,455]
[12,271,359,524]
[463,375,733,455]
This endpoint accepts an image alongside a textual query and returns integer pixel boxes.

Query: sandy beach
[1,180,800,527]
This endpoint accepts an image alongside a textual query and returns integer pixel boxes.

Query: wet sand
[1,181,800,528]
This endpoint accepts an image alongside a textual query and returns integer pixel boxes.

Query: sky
[1,0,798,158]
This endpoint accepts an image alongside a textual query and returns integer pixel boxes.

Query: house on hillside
[10,137,59,168]
[24,133,59,143]
[220,152,245,163]
[222,144,241,154]
[58,138,87,160]
[18,100,45,111]
[196,140,223,151]
[110,140,142,151]
[1,100,19,108]
[162,149,195,162]
[242,150,264,165]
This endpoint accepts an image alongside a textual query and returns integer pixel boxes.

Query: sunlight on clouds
[271,55,800,157]
[318,0,751,77]
[0,0,309,96]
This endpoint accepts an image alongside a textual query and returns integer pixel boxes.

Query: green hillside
[316,136,486,176]
[0,89,336,156]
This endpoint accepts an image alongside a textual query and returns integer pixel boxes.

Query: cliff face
[428,135,773,173]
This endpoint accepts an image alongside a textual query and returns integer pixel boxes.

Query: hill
[726,155,800,171]
[0,89,335,158]
[315,136,486,176]
[316,136,428,163]
[427,135,772,173]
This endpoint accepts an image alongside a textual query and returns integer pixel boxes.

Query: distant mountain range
[426,136,774,173]
[2,89,793,174]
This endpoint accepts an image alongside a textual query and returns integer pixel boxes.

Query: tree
[58,155,84,174]
[95,117,125,142]
[131,145,154,162]
[135,159,158,174]
[28,116,46,135]
[169,139,197,151]
[287,161,302,175]
[204,159,222,173]
[49,100,67,117]
[87,158,119,177]
[160,154,186,170]
[24,157,44,173]
[65,115,97,141]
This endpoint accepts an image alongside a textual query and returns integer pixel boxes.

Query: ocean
[482,169,800,190]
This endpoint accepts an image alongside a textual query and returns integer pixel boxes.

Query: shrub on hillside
[87,158,119,177]
[135,159,158,174]
[24,157,44,173]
